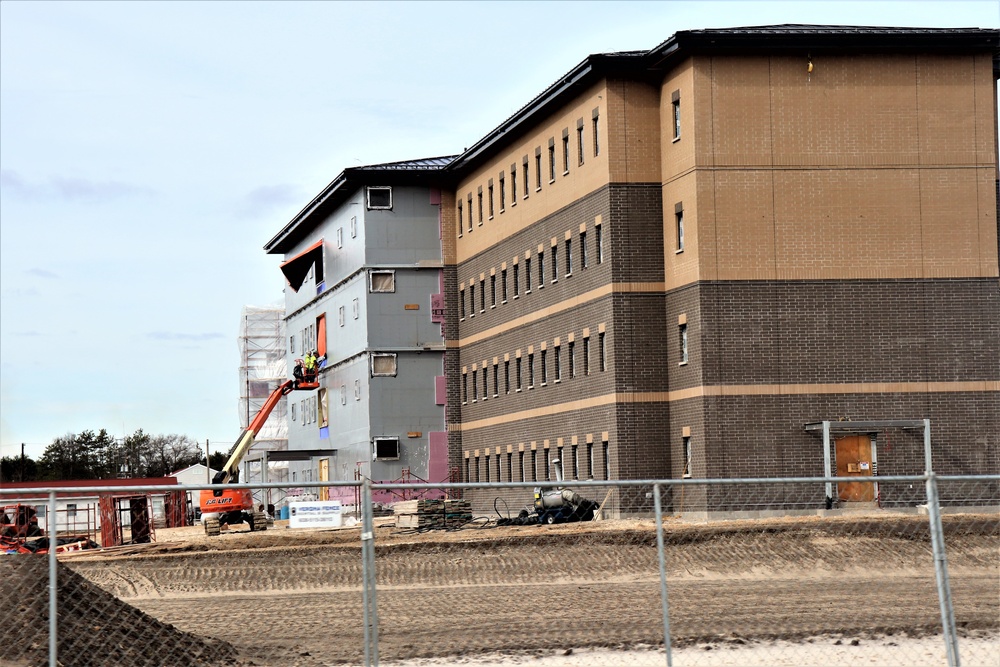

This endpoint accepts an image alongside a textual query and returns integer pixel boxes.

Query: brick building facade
[270,25,999,513]
[441,25,1000,510]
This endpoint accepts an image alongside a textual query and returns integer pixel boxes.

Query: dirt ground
[6,513,999,667]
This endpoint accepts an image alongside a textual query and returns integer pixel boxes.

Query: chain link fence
[1,475,997,667]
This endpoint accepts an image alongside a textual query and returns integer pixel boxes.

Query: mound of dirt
[0,555,242,667]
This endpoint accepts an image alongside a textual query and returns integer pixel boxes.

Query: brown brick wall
[686,279,1000,386]
[697,391,1000,499]
[453,184,667,482]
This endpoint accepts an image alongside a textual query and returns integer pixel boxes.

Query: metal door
[835,435,874,502]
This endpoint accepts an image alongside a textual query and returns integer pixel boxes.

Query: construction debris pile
[0,556,241,667]
[394,499,472,530]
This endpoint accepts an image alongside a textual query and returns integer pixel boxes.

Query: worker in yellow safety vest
[304,350,317,381]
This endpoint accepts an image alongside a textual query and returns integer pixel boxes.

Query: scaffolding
[238,305,289,506]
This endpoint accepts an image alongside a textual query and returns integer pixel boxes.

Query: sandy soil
[40,513,1000,666]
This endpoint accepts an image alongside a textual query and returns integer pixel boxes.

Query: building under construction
[238,305,289,503]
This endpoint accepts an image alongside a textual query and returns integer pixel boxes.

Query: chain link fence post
[360,476,380,667]
[653,482,673,667]
[47,490,57,667]
[925,471,961,667]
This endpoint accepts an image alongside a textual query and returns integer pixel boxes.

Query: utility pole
[206,439,211,483]
[20,443,25,482]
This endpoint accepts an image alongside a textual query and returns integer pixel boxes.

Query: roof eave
[446,53,646,175]
[264,165,457,255]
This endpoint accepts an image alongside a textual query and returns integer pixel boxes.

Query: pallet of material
[394,499,471,528]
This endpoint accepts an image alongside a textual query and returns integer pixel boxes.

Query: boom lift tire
[204,517,221,537]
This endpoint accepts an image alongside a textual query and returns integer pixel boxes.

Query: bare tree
[146,434,203,478]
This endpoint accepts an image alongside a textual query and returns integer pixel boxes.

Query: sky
[2,1,998,461]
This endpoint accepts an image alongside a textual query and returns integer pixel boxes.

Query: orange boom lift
[199,375,318,536]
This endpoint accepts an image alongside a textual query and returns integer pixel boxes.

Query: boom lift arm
[199,377,317,536]
[213,379,301,489]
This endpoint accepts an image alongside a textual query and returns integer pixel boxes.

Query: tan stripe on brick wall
[450,381,1000,431]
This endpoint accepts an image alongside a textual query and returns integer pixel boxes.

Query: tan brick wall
[439,190,457,266]
[662,173,700,287]
[660,58,698,176]
[453,81,610,263]
[605,79,661,183]
[667,53,999,287]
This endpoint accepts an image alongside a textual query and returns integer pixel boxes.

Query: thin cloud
[0,169,152,202]
[146,331,226,342]
[25,268,59,279]
[50,177,152,201]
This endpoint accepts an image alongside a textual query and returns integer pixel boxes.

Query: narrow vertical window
[336,226,343,248]
[562,129,570,174]
[351,215,357,238]
[499,172,506,213]
[467,195,473,232]
[548,140,556,182]
[457,204,463,237]
[493,363,499,397]
[551,244,558,283]
[565,238,572,276]
[479,278,486,312]
[568,340,576,378]
[679,323,689,364]
[602,439,610,480]
[576,119,585,166]
[583,336,591,375]
[531,449,538,481]
[675,203,685,252]
[516,356,522,390]
[482,367,488,400]
[504,359,510,394]
[462,372,468,403]
[580,230,587,269]
[490,274,496,307]
[682,436,693,477]
[338,305,345,327]
[599,331,607,372]
[535,149,542,190]
[459,289,466,319]
[488,181,495,218]
[671,90,681,140]
[471,370,477,402]
[477,188,483,225]
[510,164,517,206]
[513,263,520,297]
[519,450,526,482]
[501,268,508,302]
[528,353,535,387]
[596,224,604,264]
[554,345,561,382]
[592,107,600,156]
[540,349,547,384]
[538,251,545,288]
[525,256,532,292]
[587,441,594,478]
[468,284,475,317]
[522,158,530,199]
